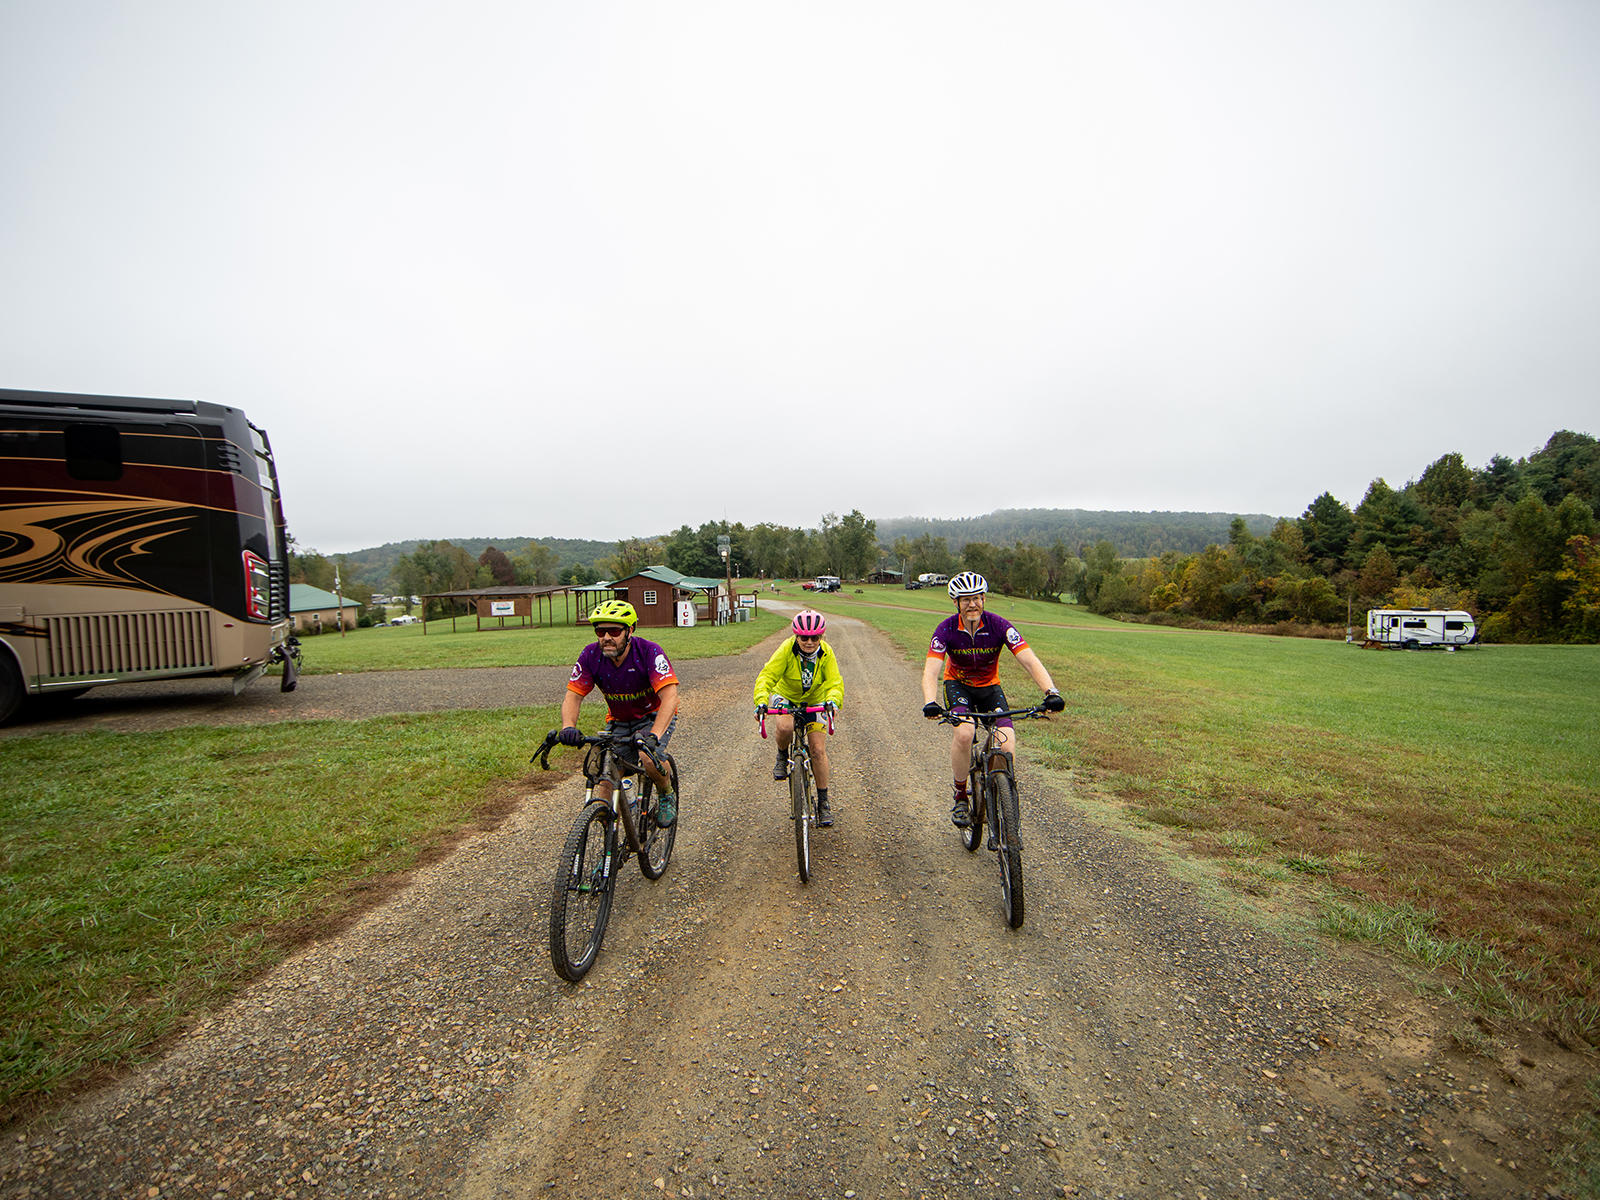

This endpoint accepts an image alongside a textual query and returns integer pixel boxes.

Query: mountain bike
[532,728,680,981]
[938,703,1047,929]
[757,701,835,883]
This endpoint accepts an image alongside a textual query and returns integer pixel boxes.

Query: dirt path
[2,614,1591,1199]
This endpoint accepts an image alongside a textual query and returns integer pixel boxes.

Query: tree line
[1073,432,1599,643]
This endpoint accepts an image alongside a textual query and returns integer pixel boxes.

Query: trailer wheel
[0,654,24,724]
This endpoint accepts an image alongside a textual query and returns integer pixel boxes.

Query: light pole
[718,534,731,625]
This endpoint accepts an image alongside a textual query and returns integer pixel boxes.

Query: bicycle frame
[940,704,1045,928]
[758,701,834,883]
[534,730,670,856]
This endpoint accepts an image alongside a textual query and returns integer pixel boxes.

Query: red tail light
[243,551,270,619]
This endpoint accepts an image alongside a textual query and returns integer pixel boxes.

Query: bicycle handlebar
[756,702,836,739]
[936,704,1049,726]
[532,728,675,773]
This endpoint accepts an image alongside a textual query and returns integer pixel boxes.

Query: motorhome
[1365,609,1477,649]
[1,388,299,721]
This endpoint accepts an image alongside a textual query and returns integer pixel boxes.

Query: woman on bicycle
[920,572,1064,828]
[557,599,680,825]
[753,609,844,826]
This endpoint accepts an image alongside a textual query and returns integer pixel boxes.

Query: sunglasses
[593,626,627,638]
[795,633,822,641]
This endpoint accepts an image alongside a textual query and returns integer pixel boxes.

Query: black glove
[637,732,661,755]
[1042,690,1065,713]
[922,701,943,719]
[557,726,584,746]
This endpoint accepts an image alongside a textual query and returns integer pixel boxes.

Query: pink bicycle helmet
[791,610,826,637]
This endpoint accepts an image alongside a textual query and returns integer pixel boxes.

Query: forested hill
[328,537,614,589]
[875,509,1280,558]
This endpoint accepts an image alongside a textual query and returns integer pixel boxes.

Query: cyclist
[754,609,844,826]
[920,572,1065,827]
[557,599,680,825]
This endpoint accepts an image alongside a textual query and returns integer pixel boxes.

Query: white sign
[676,600,696,627]
[490,600,515,616]
[737,594,756,607]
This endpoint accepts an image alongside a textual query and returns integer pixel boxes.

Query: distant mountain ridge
[875,508,1280,558]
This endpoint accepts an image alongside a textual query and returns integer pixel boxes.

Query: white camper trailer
[1365,609,1477,649]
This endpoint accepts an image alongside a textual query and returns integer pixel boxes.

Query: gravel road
[1,612,1592,1199]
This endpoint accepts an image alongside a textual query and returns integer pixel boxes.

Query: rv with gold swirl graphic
[0,388,300,722]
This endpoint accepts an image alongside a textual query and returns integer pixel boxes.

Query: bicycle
[757,701,835,883]
[532,727,680,981]
[935,703,1048,929]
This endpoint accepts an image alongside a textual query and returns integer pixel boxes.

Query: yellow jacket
[753,636,844,709]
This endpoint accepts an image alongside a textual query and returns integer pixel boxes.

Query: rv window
[65,423,122,480]
[1445,620,1465,631]
[1402,619,1426,628]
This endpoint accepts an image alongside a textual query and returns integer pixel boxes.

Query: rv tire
[0,653,23,725]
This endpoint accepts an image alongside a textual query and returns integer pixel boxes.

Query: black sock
[818,788,829,802]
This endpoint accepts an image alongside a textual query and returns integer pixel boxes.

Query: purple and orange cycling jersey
[927,612,1028,687]
[567,636,678,723]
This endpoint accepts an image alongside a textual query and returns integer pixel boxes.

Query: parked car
[390,614,420,625]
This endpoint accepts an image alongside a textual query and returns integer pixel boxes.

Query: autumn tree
[478,545,515,586]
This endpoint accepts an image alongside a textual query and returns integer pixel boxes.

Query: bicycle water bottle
[621,776,638,824]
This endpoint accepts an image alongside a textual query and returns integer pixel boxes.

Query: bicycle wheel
[550,801,616,981]
[993,772,1025,929]
[960,763,984,853]
[636,761,678,880]
[791,750,811,883]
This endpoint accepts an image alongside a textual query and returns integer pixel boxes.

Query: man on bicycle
[558,599,680,825]
[754,609,843,826]
[920,572,1064,827]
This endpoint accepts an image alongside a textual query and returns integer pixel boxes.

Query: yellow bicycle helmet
[587,598,639,628]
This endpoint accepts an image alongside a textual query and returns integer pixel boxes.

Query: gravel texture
[1,611,1593,1199]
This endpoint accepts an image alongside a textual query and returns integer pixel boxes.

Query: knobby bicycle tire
[994,772,1025,929]
[637,761,679,880]
[791,748,811,883]
[960,761,984,853]
[550,801,616,981]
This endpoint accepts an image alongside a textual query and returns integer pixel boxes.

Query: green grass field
[4,585,1597,1160]
[291,605,777,672]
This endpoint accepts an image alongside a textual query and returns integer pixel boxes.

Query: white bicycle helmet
[947,571,988,600]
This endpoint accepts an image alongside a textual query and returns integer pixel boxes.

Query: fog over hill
[875,508,1278,558]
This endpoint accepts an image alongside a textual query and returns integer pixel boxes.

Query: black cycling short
[943,681,1013,729]
[604,713,677,770]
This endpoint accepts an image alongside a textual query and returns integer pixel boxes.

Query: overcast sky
[4,2,1597,554]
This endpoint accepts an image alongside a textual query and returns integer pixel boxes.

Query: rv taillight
[243,551,270,620]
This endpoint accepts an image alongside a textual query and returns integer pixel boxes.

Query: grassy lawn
[806,585,1600,1045]
[1,706,554,1121]
[290,605,779,672]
